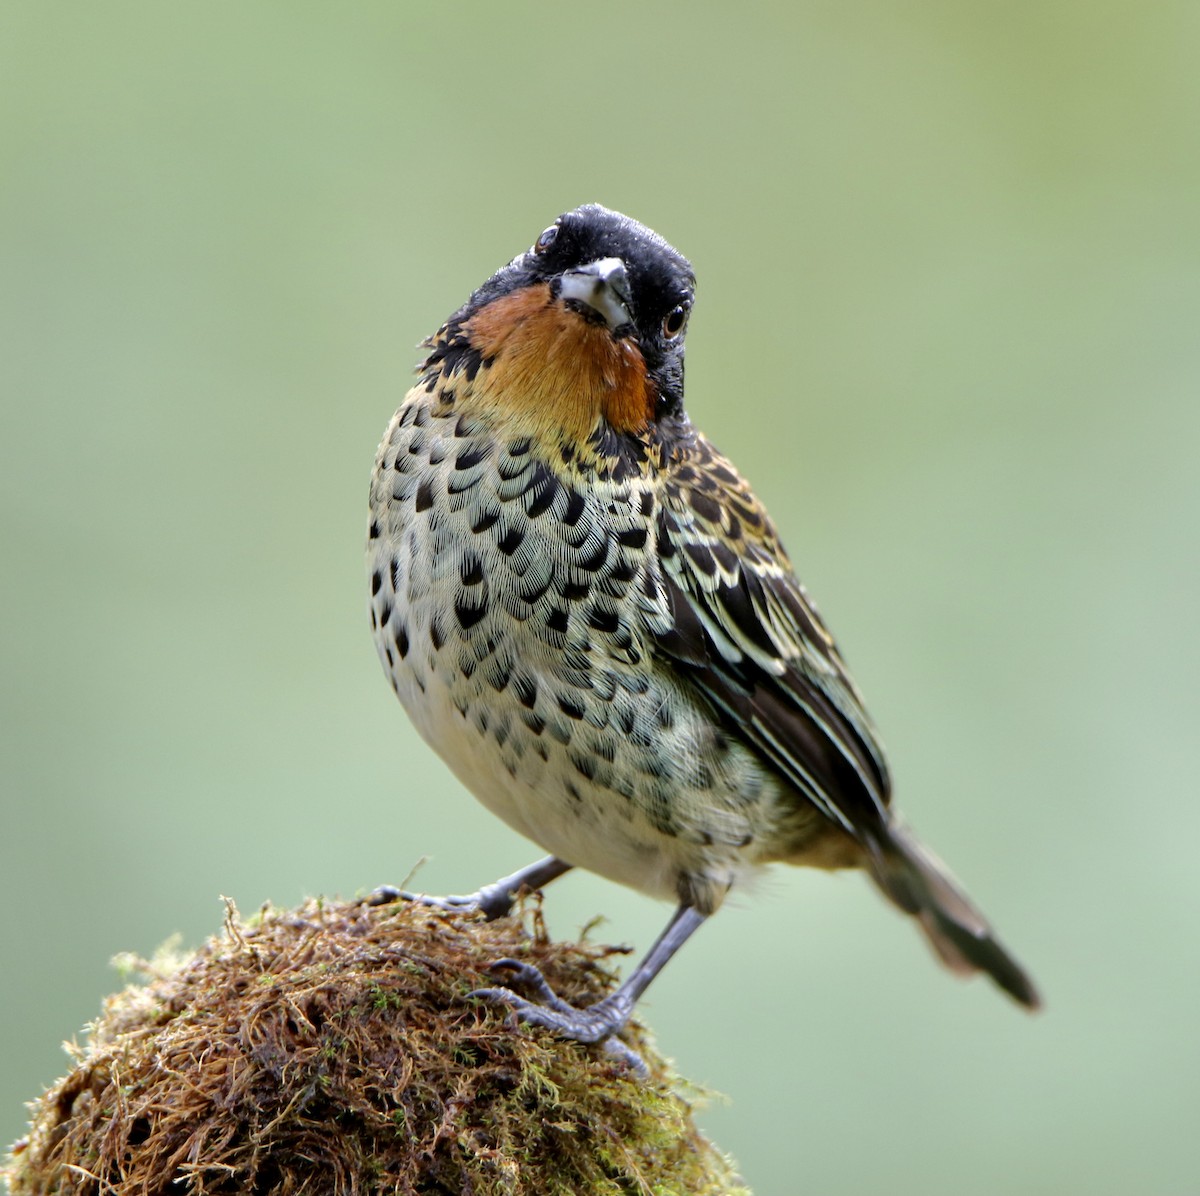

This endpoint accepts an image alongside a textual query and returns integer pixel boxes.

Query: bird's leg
[365,856,573,921]
[472,903,708,1074]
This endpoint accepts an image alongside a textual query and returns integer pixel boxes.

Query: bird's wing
[644,433,892,839]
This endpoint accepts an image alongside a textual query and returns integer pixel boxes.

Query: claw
[482,959,574,1011]
[468,960,647,1074]
[363,885,403,907]
[601,1035,649,1078]
[361,858,572,921]
[471,982,648,1075]
[361,887,492,915]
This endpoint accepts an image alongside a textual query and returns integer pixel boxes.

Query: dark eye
[662,304,688,339]
[534,225,558,254]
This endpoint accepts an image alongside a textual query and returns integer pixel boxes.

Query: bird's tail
[865,819,1041,1010]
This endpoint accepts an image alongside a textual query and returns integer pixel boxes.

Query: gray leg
[366,856,573,921]
[472,903,708,1073]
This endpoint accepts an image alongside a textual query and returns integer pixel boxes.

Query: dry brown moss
[5,896,749,1195]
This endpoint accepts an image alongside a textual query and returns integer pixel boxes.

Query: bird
[366,202,1039,1062]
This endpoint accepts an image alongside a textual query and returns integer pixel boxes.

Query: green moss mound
[5,896,748,1195]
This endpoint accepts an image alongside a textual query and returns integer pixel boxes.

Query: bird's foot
[471,958,647,1076]
[363,883,516,921]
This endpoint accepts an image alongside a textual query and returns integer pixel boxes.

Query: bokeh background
[3,3,1198,1193]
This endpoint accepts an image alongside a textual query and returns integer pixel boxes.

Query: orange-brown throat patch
[462,283,654,445]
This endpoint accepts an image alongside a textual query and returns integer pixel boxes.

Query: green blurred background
[3,3,1197,1192]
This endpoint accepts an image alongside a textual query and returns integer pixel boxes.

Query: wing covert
[646,434,892,840]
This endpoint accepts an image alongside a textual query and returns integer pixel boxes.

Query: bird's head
[422,204,696,464]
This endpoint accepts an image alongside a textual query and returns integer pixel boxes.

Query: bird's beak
[558,257,634,332]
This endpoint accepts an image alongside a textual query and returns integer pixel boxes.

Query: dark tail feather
[866,819,1041,1010]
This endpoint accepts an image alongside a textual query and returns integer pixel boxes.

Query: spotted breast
[367,375,790,915]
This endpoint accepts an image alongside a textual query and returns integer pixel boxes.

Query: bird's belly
[373,581,778,909]
[381,602,754,905]
[393,662,684,901]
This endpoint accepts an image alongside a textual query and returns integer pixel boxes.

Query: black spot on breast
[577,537,610,573]
[486,657,512,692]
[522,710,545,736]
[621,672,650,696]
[570,752,597,781]
[415,480,435,512]
[519,576,553,605]
[563,488,587,527]
[557,694,585,720]
[616,527,648,550]
[368,520,380,540]
[455,446,487,470]
[561,579,590,601]
[370,571,382,596]
[525,467,560,518]
[460,554,484,586]
[607,558,637,585]
[471,509,500,534]
[498,455,531,482]
[394,623,409,658]
[430,619,444,651]
[546,608,569,634]
[447,473,479,496]
[512,674,537,708]
[455,599,487,630]
[639,491,655,516]
[587,607,620,635]
[497,527,523,555]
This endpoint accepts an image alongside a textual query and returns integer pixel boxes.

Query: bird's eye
[534,225,559,254]
[662,304,688,339]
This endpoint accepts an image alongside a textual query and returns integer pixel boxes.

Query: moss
[5,896,749,1195]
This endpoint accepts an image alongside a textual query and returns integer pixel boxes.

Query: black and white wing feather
[647,433,891,842]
